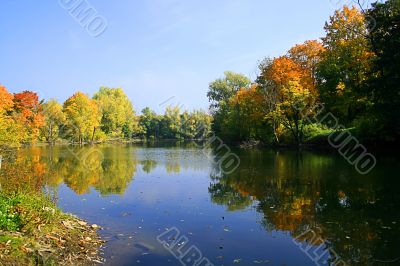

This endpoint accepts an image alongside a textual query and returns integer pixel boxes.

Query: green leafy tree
[162,106,182,139]
[93,87,138,139]
[139,107,160,139]
[207,71,251,138]
[190,110,213,139]
[41,99,66,143]
[366,0,400,140]
[180,110,213,140]
[207,71,251,110]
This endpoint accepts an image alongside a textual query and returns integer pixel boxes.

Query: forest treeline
[208,2,399,145]
[0,86,212,146]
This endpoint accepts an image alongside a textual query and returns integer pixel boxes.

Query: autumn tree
[255,58,283,143]
[263,56,305,89]
[229,85,266,141]
[12,91,45,143]
[0,85,25,147]
[0,85,14,114]
[62,92,100,143]
[269,80,314,145]
[317,6,374,123]
[259,56,317,145]
[288,40,325,91]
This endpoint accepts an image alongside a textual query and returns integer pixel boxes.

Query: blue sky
[0,0,339,113]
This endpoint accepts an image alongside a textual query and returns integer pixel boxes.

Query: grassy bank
[0,192,103,265]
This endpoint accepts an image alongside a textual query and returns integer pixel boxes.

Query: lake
[1,144,399,266]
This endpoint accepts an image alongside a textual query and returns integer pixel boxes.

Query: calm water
[1,144,399,266]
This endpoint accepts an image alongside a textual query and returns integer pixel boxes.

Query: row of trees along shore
[208,2,400,146]
[1,2,399,148]
[0,86,212,147]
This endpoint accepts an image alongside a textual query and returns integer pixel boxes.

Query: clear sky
[0,0,340,113]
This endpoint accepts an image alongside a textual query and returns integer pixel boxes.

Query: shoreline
[0,193,104,265]
[14,135,400,153]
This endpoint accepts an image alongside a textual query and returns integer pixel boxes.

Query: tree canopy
[207,4,400,145]
[93,87,138,138]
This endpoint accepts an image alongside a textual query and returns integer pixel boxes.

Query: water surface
[1,144,399,265]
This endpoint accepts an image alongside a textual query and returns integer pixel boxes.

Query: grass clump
[0,196,21,231]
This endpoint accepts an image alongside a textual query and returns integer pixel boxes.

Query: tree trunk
[91,127,96,143]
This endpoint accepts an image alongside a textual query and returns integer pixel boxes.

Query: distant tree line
[0,86,212,147]
[138,106,212,140]
[207,2,400,146]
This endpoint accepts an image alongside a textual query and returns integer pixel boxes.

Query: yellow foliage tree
[63,92,100,143]
[230,85,265,140]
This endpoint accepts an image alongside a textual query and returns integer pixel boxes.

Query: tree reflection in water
[0,145,138,196]
[1,146,399,265]
[208,149,400,265]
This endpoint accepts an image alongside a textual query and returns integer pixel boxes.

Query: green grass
[303,123,335,142]
[0,196,21,231]
[0,235,24,249]
[0,193,61,233]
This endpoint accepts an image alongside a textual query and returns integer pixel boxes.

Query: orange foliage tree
[288,40,325,92]
[0,85,14,113]
[12,91,45,143]
[260,56,317,145]
[229,85,266,140]
[0,86,25,146]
